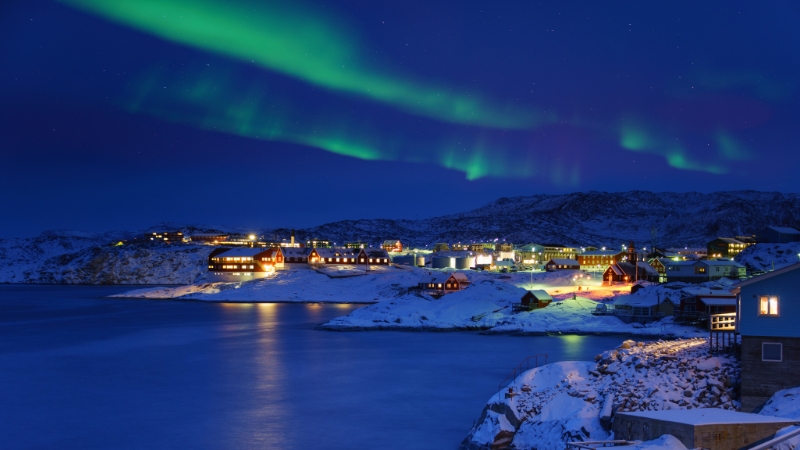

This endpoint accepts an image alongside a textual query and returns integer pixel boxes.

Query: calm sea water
[0,285,625,449]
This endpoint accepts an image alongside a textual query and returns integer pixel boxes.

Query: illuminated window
[759,296,779,316]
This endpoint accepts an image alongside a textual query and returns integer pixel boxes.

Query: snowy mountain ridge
[1,190,799,284]
[292,190,800,248]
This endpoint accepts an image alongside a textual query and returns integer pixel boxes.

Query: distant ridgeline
[279,191,800,249]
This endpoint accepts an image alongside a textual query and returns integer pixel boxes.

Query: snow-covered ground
[736,242,800,272]
[116,268,714,336]
[461,338,741,450]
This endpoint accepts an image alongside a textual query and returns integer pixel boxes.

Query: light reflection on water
[0,286,626,449]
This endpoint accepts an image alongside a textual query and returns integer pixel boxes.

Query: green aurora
[123,68,545,182]
[60,0,549,129]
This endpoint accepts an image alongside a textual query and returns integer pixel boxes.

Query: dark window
[763,342,782,362]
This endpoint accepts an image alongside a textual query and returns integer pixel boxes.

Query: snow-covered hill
[287,190,800,248]
[2,190,798,284]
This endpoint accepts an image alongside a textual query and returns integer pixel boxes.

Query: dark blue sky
[2,0,799,237]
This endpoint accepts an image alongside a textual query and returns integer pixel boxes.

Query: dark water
[0,285,625,449]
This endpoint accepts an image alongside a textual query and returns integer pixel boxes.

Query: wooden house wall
[739,269,800,338]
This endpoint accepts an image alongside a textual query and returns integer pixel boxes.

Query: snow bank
[461,338,740,450]
[758,387,800,449]
[736,242,800,272]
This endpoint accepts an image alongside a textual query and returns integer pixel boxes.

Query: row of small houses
[208,246,391,281]
[546,257,747,285]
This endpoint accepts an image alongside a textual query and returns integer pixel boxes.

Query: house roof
[548,258,579,265]
[425,273,466,284]
[702,259,745,268]
[314,248,357,258]
[580,250,623,257]
[214,247,268,257]
[282,248,309,257]
[362,248,390,258]
[527,289,552,301]
[712,237,744,245]
[700,298,736,307]
[607,262,659,277]
[731,263,800,294]
[383,240,401,245]
[767,226,800,235]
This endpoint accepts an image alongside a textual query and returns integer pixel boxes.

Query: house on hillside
[664,259,746,283]
[357,248,391,265]
[418,272,469,294]
[207,247,283,281]
[707,237,751,259]
[731,263,800,411]
[433,242,450,252]
[344,241,368,249]
[603,262,659,285]
[382,240,403,253]
[512,290,552,312]
[305,238,332,248]
[545,259,580,271]
[756,226,800,244]
[578,249,627,272]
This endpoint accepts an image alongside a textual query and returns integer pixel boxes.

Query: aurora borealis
[2,0,799,235]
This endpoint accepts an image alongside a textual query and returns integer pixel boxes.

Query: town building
[516,243,544,265]
[144,231,184,242]
[545,259,580,271]
[308,248,358,264]
[207,247,283,281]
[282,247,309,264]
[357,248,391,265]
[344,241,368,249]
[707,237,751,259]
[382,240,403,253]
[603,262,659,285]
[731,263,800,411]
[756,226,800,243]
[512,290,552,312]
[189,234,229,244]
[577,249,627,272]
[664,259,746,283]
[418,272,469,293]
[433,243,450,252]
[306,238,332,248]
[675,287,736,322]
[541,244,579,262]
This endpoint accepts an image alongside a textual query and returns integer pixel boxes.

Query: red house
[382,240,403,253]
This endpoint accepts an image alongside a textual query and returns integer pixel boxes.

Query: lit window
[759,296,779,316]
[762,342,782,362]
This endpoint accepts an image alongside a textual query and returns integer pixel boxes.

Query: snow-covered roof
[547,259,579,265]
[618,408,796,426]
[767,226,800,235]
[282,247,309,257]
[613,293,661,307]
[214,248,268,257]
[700,298,736,307]
[382,240,401,245]
[702,259,744,268]
[682,287,734,298]
[527,290,552,301]
[713,237,744,244]
[315,248,357,258]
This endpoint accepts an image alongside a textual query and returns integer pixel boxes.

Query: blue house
[731,263,800,411]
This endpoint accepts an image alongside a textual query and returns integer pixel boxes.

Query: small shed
[513,290,552,312]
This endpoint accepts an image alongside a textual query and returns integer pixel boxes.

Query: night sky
[2,0,799,237]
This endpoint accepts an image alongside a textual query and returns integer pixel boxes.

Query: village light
[248,234,256,240]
